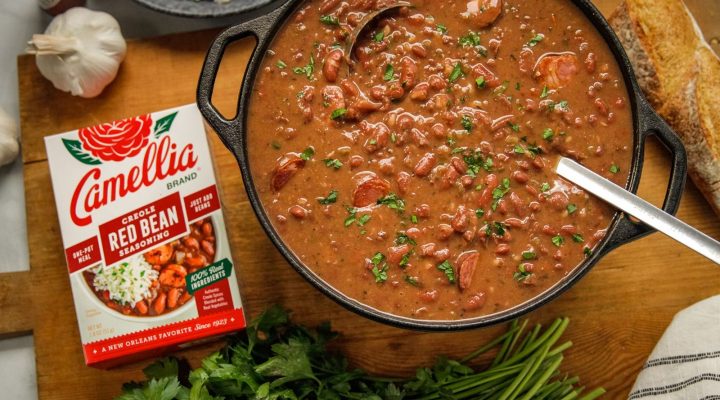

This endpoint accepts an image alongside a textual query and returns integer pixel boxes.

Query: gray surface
[0,1,247,399]
[133,0,273,17]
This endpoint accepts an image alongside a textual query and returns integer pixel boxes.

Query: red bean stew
[84,218,215,317]
[248,0,632,319]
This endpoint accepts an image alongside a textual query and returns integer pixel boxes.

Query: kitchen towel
[629,295,720,399]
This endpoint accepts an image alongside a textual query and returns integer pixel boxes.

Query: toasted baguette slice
[609,0,704,111]
[610,0,720,216]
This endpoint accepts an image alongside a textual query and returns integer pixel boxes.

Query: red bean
[319,0,340,13]
[433,248,450,262]
[464,293,486,311]
[495,244,511,255]
[399,56,418,89]
[406,227,421,239]
[451,206,472,232]
[387,244,411,264]
[419,290,439,303]
[349,155,364,169]
[409,82,430,101]
[414,204,430,217]
[396,171,411,194]
[201,240,215,257]
[322,49,344,83]
[289,205,308,219]
[436,224,453,240]
[414,153,437,177]
[585,52,596,73]
[512,170,529,183]
[419,243,436,256]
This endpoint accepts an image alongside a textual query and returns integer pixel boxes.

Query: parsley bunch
[116,307,604,400]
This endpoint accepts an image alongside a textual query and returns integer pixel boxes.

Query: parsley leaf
[572,233,584,243]
[459,31,481,47]
[567,204,577,214]
[373,31,385,42]
[276,60,287,69]
[404,275,419,286]
[377,193,405,213]
[541,182,550,192]
[449,62,464,83]
[330,108,347,120]
[437,24,448,34]
[540,85,549,99]
[528,34,544,47]
[522,251,536,260]
[514,263,532,282]
[610,164,620,174]
[552,235,565,247]
[320,15,340,26]
[292,55,315,79]
[344,207,357,227]
[394,232,417,246]
[299,147,314,161]
[491,178,511,211]
[542,128,554,141]
[318,190,338,205]
[461,115,473,132]
[323,158,343,169]
[437,260,455,283]
[476,76,486,89]
[370,253,388,283]
[384,64,395,81]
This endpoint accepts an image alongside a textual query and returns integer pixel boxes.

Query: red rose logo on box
[61,112,178,165]
[79,115,152,162]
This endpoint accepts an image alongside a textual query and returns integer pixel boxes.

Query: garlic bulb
[0,108,19,167]
[27,7,126,98]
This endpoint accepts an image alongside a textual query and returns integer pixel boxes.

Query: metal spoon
[344,2,412,67]
[556,157,720,264]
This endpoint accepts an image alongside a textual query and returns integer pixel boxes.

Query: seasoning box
[44,104,246,368]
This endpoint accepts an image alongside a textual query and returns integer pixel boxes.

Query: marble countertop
[0,1,240,398]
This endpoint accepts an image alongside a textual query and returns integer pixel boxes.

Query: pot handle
[600,100,688,252]
[196,2,290,154]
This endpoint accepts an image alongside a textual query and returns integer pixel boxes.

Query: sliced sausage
[271,154,306,191]
[456,251,479,291]
[352,176,391,207]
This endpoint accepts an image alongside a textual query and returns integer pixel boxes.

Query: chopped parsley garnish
[459,31,481,47]
[609,164,620,174]
[318,190,338,205]
[514,264,532,281]
[404,275,419,286]
[514,144,525,154]
[567,204,577,214]
[292,55,315,79]
[542,128,554,141]
[344,207,357,226]
[515,82,521,90]
[449,62,464,83]
[271,141,281,150]
[475,208,484,218]
[399,251,412,268]
[551,235,565,247]
[436,260,455,283]
[276,60,287,69]
[584,247,593,257]
[522,251,536,260]
[377,193,405,213]
[370,252,388,283]
[509,122,520,133]
[549,100,569,112]
[476,76,486,89]
[437,24,448,34]
[330,108,347,120]
[492,222,506,236]
[320,15,340,26]
[394,232,416,246]
[572,234,584,243]
[323,158,343,169]
[527,144,542,156]
[528,34,544,47]
[357,214,371,226]
[461,115,473,132]
[411,214,418,224]
[541,182,550,192]
[540,85,549,99]
[299,147,315,161]
[373,31,385,42]
[491,178,511,210]
[464,151,494,177]
[384,64,395,81]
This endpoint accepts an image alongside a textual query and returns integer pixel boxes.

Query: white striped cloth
[630,295,720,400]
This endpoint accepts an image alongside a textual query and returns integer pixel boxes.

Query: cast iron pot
[196,0,687,330]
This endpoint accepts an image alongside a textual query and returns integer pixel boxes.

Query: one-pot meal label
[44,104,245,367]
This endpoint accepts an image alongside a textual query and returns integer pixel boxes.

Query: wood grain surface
[3,1,720,399]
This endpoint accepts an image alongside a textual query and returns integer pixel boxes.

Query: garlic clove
[0,108,19,168]
[28,8,127,98]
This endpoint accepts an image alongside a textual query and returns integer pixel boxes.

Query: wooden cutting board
[3,1,720,399]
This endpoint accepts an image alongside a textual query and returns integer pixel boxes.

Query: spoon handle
[556,157,720,264]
